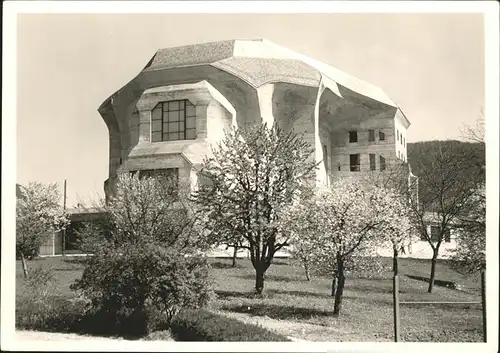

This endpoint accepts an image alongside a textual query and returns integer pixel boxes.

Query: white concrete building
[99,39,410,198]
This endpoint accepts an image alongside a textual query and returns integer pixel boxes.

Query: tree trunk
[231,245,238,267]
[20,252,29,279]
[331,275,337,297]
[255,267,266,295]
[304,259,311,281]
[333,260,345,316]
[393,248,399,276]
[428,253,438,293]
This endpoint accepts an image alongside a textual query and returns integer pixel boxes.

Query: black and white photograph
[2,1,499,351]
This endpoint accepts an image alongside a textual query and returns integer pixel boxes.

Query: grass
[15,256,483,342]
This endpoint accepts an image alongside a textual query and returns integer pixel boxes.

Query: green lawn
[16,256,483,342]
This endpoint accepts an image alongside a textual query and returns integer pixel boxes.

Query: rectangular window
[338,164,341,171]
[400,133,403,144]
[379,156,386,171]
[322,145,329,174]
[430,225,440,242]
[397,130,399,142]
[403,137,406,147]
[349,131,358,143]
[379,131,385,141]
[369,154,376,171]
[350,154,360,172]
[368,129,375,142]
[151,99,196,142]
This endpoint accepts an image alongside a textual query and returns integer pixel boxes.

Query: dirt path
[214,310,373,342]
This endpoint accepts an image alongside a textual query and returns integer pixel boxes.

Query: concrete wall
[394,109,409,162]
[330,115,398,177]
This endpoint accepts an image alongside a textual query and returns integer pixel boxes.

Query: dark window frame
[379,131,385,141]
[349,130,358,143]
[350,153,360,172]
[368,129,375,142]
[379,155,386,171]
[369,153,376,171]
[151,99,196,142]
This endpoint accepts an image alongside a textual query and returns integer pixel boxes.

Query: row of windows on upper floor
[348,129,406,148]
[146,99,409,148]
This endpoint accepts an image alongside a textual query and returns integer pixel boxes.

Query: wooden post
[481,270,486,342]
[393,275,401,342]
[62,179,67,256]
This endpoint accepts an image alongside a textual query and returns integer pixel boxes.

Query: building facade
[99,39,411,198]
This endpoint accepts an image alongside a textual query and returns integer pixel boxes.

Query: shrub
[71,241,214,337]
[16,295,84,333]
[170,309,291,341]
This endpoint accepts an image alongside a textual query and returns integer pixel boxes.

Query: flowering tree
[407,142,484,292]
[359,161,419,274]
[450,183,486,275]
[95,172,206,253]
[193,123,317,295]
[282,178,412,316]
[16,182,68,278]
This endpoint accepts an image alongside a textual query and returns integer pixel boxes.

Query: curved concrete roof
[100,39,399,110]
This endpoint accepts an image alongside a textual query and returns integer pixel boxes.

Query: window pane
[162,133,170,141]
[169,122,179,132]
[380,156,386,171]
[163,122,169,133]
[168,111,179,122]
[151,120,162,132]
[179,122,185,131]
[370,154,376,171]
[186,129,196,140]
[152,107,162,121]
[169,101,179,111]
[368,130,375,142]
[186,104,196,117]
[186,117,196,129]
[349,131,357,143]
[151,132,162,142]
[350,154,360,172]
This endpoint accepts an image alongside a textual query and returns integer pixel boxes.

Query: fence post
[393,275,400,342]
[481,270,486,342]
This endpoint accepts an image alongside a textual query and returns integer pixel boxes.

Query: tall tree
[407,141,484,292]
[193,123,317,295]
[16,182,69,278]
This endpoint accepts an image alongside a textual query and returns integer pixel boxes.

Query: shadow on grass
[236,274,304,283]
[222,302,334,320]
[267,289,333,299]
[215,290,256,300]
[210,261,244,270]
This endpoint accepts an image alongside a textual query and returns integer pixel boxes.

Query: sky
[15,12,485,207]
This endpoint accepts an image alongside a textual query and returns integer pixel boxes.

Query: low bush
[170,309,291,341]
[16,295,84,333]
[71,241,214,337]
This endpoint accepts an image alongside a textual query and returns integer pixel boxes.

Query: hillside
[407,140,485,209]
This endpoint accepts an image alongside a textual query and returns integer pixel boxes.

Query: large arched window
[151,99,196,142]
